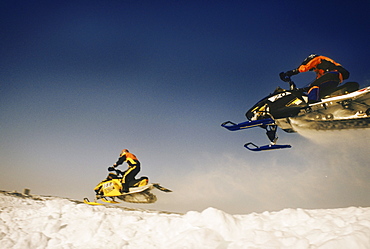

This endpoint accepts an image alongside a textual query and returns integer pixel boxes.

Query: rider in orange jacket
[280,54,349,103]
[112,149,141,193]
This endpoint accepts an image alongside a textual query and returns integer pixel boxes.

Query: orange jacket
[298,56,346,82]
[115,152,139,167]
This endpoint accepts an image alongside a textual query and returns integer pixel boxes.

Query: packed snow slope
[1,191,370,249]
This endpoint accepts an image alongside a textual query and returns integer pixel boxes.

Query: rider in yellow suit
[112,149,141,193]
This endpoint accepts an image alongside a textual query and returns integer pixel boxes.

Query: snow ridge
[1,191,369,249]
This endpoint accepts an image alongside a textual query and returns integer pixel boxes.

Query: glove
[279,69,299,82]
[108,166,115,171]
[279,72,289,82]
[286,69,298,77]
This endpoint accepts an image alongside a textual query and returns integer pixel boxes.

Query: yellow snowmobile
[84,168,171,205]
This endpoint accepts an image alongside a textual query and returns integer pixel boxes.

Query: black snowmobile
[222,76,370,151]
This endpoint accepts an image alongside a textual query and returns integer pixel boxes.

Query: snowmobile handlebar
[282,76,297,91]
[289,81,297,91]
[279,73,297,91]
[108,167,123,176]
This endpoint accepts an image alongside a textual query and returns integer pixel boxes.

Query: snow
[1,191,370,249]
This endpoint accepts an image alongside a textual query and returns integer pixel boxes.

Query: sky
[1,0,369,214]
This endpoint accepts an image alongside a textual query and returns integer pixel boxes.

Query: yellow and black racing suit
[113,152,141,193]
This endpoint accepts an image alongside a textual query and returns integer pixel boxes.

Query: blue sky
[1,0,369,214]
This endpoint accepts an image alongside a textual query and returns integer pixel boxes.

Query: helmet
[120,149,129,156]
[302,54,319,65]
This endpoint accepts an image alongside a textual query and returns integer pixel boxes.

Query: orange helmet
[120,149,129,156]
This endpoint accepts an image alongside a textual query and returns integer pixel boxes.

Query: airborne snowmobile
[84,168,171,205]
[222,76,370,151]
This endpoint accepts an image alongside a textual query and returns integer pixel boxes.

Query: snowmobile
[221,76,370,151]
[84,168,172,205]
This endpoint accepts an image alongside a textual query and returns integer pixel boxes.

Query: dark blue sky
[1,1,369,214]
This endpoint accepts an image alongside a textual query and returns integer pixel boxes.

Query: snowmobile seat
[129,176,149,187]
[322,82,359,99]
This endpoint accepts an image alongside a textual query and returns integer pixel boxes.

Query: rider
[279,54,349,103]
[112,149,141,193]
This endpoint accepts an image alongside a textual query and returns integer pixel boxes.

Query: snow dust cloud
[155,129,370,214]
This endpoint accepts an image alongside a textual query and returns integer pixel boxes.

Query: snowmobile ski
[101,197,119,204]
[221,119,275,131]
[83,198,103,205]
[244,142,292,152]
